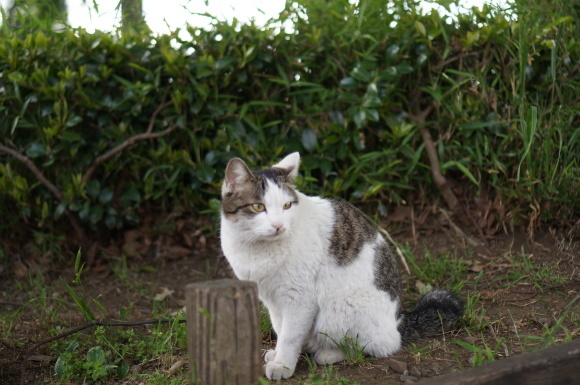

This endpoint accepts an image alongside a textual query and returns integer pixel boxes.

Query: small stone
[431,362,442,374]
[464,336,477,344]
[409,366,422,378]
[418,367,429,376]
[388,358,408,374]
[400,375,419,382]
[538,318,551,327]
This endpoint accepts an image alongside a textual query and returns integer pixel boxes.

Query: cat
[220,152,462,380]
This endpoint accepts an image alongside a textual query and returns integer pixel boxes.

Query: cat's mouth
[264,227,286,238]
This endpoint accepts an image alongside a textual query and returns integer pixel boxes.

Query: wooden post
[185,280,261,385]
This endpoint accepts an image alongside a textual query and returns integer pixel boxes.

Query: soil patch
[1,227,578,384]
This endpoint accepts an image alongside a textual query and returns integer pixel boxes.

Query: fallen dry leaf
[168,359,186,375]
[154,287,175,301]
[468,263,485,272]
[164,246,192,259]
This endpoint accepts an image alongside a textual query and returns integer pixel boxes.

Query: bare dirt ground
[1,223,578,384]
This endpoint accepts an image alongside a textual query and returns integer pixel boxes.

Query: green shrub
[0,0,578,257]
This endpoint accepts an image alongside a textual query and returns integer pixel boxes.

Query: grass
[518,295,579,351]
[402,246,467,292]
[44,313,188,384]
[400,244,575,373]
[0,254,189,385]
[324,332,369,366]
[503,251,568,290]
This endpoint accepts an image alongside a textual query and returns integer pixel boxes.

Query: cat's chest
[222,229,326,282]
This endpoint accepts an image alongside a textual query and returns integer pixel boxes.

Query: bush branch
[0,144,88,244]
[409,106,460,212]
[0,144,64,201]
[82,101,175,184]
[82,123,177,183]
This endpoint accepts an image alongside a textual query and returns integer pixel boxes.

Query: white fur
[220,166,401,380]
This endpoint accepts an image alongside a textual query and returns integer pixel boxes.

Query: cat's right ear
[223,158,253,193]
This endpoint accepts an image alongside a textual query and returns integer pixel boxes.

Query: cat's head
[221,153,301,241]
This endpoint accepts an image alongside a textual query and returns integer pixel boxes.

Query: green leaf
[209,198,221,212]
[380,66,397,80]
[366,108,379,122]
[443,161,479,186]
[215,56,236,71]
[353,109,366,128]
[415,20,426,36]
[105,215,118,229]
[301,128,318,152]
[54,356,65,377]
[396,63,414,74]
[26,142,47,158]
[339,77,359,89]
[54,201,67,220]
[362,84,381,108]
[79,202,90,221]
[86,180,100,199]
[65,115,83,127]
[65,340,79,353]
[386,44,399,60]
[419,86,442,102]
[351,66,372,82]
[416,52,428,67]
[98,188,114,204]
[86,346,105,364]
[122,187,141,204]
[62,281,94,321]
[60,131,82,142]
[117,364,130,379]
[89,205,104,224]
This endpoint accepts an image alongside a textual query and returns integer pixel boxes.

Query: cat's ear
[273,152,300,181]
[223,158,254,193]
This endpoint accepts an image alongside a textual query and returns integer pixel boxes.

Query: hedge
[0,0,578,255]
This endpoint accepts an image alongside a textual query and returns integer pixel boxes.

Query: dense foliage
[0,0,578,254]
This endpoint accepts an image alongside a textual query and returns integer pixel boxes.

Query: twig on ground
[487,324,509,357]
[439,208,482,247]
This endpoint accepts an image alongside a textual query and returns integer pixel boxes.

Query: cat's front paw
[264,349,276,363]
[314,349,346,365]
[265,361,295,380]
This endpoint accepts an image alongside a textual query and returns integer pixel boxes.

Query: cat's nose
[272,223,285,234]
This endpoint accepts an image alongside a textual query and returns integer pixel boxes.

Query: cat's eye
[252,203,266,212]
[283,202,293,210]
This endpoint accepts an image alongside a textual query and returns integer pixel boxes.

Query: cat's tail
[398,289,463,344]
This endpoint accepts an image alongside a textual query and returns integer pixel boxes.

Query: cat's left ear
[273,152,300,181]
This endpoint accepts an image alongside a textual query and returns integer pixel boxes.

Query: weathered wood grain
[185,280,261,385]
[423,338,580,385]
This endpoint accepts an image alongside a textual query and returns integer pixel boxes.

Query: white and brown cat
[220,152,462,380]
